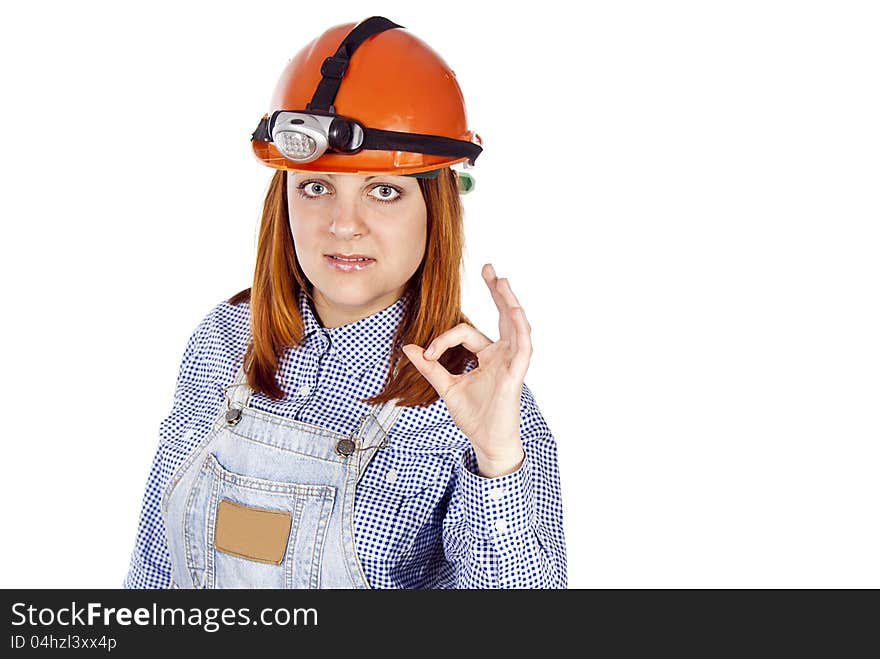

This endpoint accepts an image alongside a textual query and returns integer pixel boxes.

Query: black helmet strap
[307,16,403,113]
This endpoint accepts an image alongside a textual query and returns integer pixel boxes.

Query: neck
[310,287,406,328]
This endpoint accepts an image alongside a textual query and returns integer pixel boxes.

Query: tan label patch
[214,498,292,565]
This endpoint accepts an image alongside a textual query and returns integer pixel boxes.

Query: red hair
[227,167,477,408]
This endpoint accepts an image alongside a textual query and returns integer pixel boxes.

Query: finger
[424,323,493,361]
[401,344,457,396]
[499,275,522,309]
[482,263,516,341]
[508,305,533,380]
[497,276,532,355]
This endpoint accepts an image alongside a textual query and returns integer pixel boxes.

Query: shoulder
[186,296,249,347]
[178,295,252,384]
[209,296,251,352]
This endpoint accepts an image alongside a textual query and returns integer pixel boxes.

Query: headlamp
[268,111,366,163]
[253,108,481,169]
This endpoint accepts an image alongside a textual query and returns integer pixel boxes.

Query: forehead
[289,172,411,183]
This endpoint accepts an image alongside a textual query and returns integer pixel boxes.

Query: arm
[122,444,173,588]
[441,382,567,588]
[122,310,214,589]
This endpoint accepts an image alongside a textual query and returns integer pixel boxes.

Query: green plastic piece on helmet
[457,171,475,194]
[403,167,475,194]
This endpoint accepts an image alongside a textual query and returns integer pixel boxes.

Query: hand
[401,263,532,477]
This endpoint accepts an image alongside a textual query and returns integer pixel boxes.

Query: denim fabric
[161,362,403,589]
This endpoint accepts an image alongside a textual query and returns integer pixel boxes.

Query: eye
[294,180,404,204]
[296,181,329,199]
[369,184,403,203]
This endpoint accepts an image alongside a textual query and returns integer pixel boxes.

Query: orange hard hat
[250,16,483,180]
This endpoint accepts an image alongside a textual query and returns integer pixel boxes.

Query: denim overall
[160,362,404,589]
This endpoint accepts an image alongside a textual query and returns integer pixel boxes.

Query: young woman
[124,16,566,589]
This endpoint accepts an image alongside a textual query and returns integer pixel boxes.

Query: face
[287,171,428,328]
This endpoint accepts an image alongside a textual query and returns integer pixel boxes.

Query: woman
[124,16,566,589]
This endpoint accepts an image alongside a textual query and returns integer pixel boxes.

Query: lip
[326,253,373,259]
[324,254,376,272]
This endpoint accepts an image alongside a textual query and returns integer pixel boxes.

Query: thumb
[401,344,427,373]
[401,343,454,395]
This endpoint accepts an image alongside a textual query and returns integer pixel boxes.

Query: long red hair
[227,167,476,408]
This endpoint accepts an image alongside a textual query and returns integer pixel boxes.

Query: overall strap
[223,362,253,410]
[356,398,405,484]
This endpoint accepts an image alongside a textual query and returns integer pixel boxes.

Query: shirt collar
[298,288,410,378]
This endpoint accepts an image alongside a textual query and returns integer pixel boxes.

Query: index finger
[481,263,517,341]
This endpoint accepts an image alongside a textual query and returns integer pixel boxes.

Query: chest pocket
[183,451,336,589]
[359,447,447,499]
[355,447,450,560]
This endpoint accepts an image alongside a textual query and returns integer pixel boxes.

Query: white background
[1,1,877,589]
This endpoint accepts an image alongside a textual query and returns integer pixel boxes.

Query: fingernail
[425,345,435,358]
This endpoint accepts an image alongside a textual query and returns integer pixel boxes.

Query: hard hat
[250,16,482,191]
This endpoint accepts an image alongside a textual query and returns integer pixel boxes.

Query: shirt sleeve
[122,310,214,589]
[440,382,568,588]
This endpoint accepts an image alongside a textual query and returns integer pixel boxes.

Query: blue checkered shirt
[123,288,566,588]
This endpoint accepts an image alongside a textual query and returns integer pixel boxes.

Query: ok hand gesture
[401,264,531,478]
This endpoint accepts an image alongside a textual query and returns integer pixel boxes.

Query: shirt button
[494,519,509,533]
[385,469,398,483]
[488,487,506,501]
[297,384,310,396]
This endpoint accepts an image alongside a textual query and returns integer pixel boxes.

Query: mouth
[324,253,376,272]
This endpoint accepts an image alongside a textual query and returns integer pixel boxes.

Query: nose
[329,196,368,239]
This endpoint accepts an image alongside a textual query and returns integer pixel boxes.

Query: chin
[312,280,378,306]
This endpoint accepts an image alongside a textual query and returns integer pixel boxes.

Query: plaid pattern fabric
[124,288,566,588]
